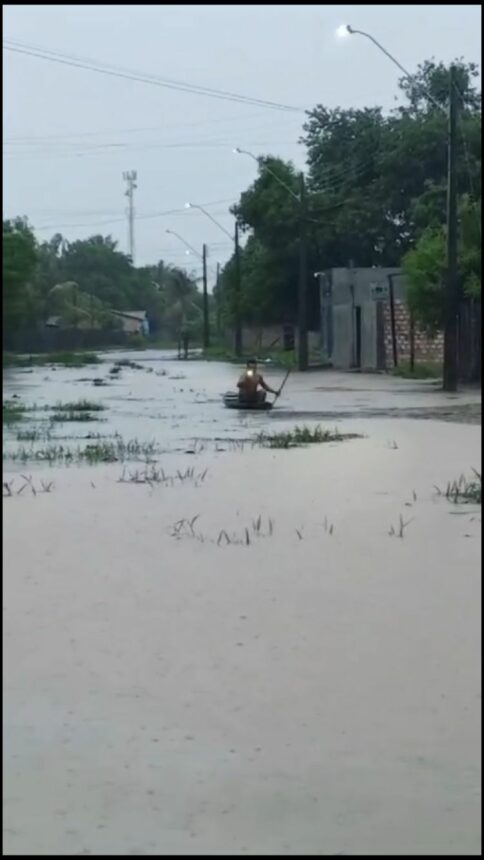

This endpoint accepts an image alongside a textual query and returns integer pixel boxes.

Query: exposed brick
[383,300,443,365]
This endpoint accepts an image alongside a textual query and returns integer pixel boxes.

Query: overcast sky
[3,4,481,281]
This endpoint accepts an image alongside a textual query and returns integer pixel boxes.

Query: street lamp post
[234,148,309,371]
[338,25,459,390]
[166,228,210,349]
[186,202,242,356]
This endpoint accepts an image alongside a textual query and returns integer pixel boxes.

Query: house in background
[45,316,63,328]
[111,310,149,336]
[317,267,443,371]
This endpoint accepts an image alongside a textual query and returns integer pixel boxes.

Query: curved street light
[233,147,301,201]
[166,228,215,348]
[336,24,458,391]
[185,202,234,241]
[337,24,445,114]
[185,202,242,354]
[165,228,203,261]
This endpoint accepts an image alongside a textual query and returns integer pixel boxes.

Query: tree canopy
[218,58,481,332]
[2,220,204,339]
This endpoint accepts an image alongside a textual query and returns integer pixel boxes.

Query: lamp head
[336,24,352,38]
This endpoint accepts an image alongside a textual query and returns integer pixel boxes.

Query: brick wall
[383,300,443,365]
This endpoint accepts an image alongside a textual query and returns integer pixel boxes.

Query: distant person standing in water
[237,358,279,404]
[178,325,189,360]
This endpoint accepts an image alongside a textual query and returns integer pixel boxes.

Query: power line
[29,198,237,231]
[3,39,305,113]
[4,113,302,145]
[3,139,303,161]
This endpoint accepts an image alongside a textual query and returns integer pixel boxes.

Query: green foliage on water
[3,399,26,424]
[4,351,101,368]
[436,469,481,504]
[255,425,361,449]
[50,412,101,423]
[54,399,105,412]
[390,362,442,380]
[4,436,160,465]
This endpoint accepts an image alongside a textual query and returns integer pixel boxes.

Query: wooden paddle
[271,367,291,407]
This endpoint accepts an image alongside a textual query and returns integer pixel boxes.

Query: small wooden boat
[223,392,273,411]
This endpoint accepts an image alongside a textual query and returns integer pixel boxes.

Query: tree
[397,58,481,115]
[2,219,204,340]
[301,59,480,262]
[219,58,480,339]
[403,195,481,333]
[3,218,39,334]
[223,157,319,326]
[159,265,203,338]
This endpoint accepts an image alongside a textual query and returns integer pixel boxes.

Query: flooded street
[3,349,480,467]
[3,353,481,855]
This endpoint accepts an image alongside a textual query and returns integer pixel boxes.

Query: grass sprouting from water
[390,362,442,380]
[255,425,361,449]
[55,399,105,412]
[114,359,144,370]
[3,399,27,424]
[3,351,101,368]
[435,469,481,504]
[16,427,53,442]
[4,436,161,465]
[50,412,102,423]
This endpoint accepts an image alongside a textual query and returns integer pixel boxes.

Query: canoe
[223,392,273,411]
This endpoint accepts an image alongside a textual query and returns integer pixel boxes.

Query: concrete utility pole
[185,202,241,355]
[234,221,242,356]
[202,243,210,349]
[123,170,137,263]
[443,66,459,392]
[297,172,309,371]
[341,27,461,391]
[215,262,222,335]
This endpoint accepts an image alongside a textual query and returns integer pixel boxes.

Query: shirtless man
[237,359,279,403]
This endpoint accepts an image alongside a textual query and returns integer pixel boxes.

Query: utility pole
[123,170,137,263]
[443,66,459,392]
[202,243,210,349]
[387,273,399,368]
[297,172,308,371]
[215,262,222,335]
[234,221,242,356]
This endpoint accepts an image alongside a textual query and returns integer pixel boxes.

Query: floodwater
[3,349,481,470]
[3,350,481,856]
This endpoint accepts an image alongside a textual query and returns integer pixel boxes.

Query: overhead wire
[3,39,305,113]
[3,111,297,143]
[31,198,237,231]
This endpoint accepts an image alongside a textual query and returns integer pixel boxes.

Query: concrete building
[318,267,443,371]
[112,310,149,336]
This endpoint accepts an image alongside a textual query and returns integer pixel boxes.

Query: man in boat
[237,359,279,404]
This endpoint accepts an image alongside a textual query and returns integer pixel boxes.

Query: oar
[271,367,291,407]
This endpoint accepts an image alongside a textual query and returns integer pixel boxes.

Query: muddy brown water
[3,350,481,469]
